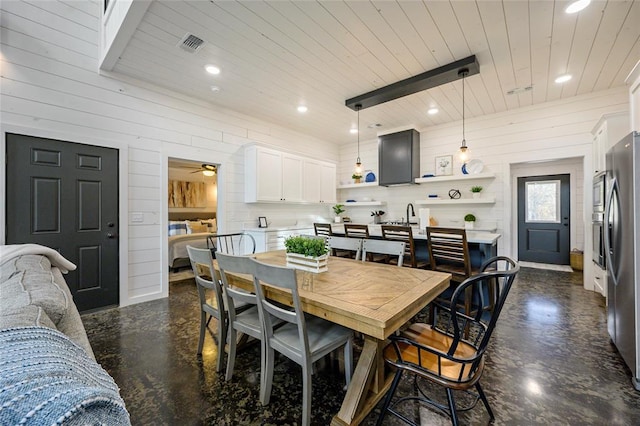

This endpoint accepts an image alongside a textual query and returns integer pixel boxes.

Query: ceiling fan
[189,163,217,176]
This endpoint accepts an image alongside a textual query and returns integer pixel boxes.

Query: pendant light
[458,68,470,163]
[354,104,363,177]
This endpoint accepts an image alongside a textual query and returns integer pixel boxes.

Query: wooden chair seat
[384,323,481,385]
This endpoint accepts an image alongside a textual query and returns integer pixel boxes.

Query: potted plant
[332,204,345,223]
[284,236,329,273]
[464,213,476,230]
[352,173,363,184]
[471,186,483,199]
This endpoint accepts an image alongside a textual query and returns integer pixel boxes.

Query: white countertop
[244,225,315,233]
[330,223,501,245]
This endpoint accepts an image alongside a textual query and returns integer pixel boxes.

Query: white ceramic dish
[465,159,484,174]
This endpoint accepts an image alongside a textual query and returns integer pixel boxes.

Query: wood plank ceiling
[112,0,640,144]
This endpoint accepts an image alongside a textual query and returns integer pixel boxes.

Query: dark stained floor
[82,267,640,425]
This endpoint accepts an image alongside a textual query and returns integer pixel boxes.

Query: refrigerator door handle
[604,176,619,287]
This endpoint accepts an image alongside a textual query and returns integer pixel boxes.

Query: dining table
[217,249,451,425]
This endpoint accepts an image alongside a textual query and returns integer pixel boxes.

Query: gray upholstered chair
[251,258,353,426]
[327,235,362,261]
[361,239,406,266]
[215,252,264,382]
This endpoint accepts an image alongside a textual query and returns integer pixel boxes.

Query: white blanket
[0,243,77,273]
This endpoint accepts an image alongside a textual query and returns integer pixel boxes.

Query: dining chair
[185,246,231,372]
[426,227,480,320]
[215,252,264,382]
[327,235,362,261]
[344,223,369,238]
[313,222,333,237]
[206,232,256,257]
[361,239,405,266]
[251,258,353,426]
[376,257,519,426]
[381,225,428,268]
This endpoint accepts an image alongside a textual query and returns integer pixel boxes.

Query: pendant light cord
[462,71,466,144]
[356,104,361,164]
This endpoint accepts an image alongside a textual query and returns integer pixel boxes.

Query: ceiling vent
[177,33,205,53]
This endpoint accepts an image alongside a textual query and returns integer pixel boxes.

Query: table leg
[332,336,392,426]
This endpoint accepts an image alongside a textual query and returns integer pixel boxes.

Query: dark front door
[6,133,119,312]
[517,174,570,264]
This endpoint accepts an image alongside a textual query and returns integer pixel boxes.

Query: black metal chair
[376,256,519,426]
[206,232,256,257]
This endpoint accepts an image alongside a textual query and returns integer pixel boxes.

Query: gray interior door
[6,133,119,312]
[517,174,570,264]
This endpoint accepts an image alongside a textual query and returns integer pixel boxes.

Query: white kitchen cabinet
[303,159,337,203]
[626,60,640,132]
[245,146,304,203]
[245,227,314,253]
[591,112,629,174]
[593,264,607,297]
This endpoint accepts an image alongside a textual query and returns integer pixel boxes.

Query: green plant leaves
[284,236,329,257]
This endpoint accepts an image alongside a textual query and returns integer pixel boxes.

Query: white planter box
[286,253,328,273]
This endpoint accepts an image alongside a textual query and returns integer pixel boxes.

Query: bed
[168,213,216,271]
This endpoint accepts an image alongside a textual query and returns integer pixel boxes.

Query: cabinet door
[255,148,283,201]
[303,160,322,202]
[320,162,337,203]
[281,153,304,202]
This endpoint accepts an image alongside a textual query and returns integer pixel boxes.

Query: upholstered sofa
[0,245,131,425]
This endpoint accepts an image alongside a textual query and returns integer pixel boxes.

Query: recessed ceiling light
[555,74,572,84]
[427,108,439,115]
[367,123,382,129]
[210,86,220,92]
[205,64,220,75]
[349,128,358,134]
[297,105,308,113]
[565,0,591,14]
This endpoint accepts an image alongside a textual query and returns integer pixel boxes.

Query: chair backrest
[344,224,369,238]
[314,223,333,237]
[439,257,519,367]
[327,236,362,260]
[381,225,416,267]
[186,245,225,314]
[361,239,405,266]
[215,252,257,323]
[250,259,311,361]
[426,227,472,281]
[207,232,256,257]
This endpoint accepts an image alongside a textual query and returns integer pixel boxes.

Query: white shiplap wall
[339,86,629,291]
[0,0,338,307]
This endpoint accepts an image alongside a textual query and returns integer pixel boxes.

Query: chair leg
[216,315,226,373]
[375,368,403,426]
[260,347,275,405]
[197,310,206,355]
[445,388,459,426]
[224,325,237,381]
[343,339,353,388]
[475,382,495,421]
[302,361,312,426]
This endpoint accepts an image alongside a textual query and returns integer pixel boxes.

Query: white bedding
[168,233,212,267]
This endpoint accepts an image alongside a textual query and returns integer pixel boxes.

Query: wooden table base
[332,337,393,425]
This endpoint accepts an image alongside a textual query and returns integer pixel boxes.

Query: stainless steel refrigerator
[605,131,640,390]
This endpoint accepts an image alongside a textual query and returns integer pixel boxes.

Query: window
[525,180,561,223]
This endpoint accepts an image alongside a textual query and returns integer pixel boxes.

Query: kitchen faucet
[406,203,415,226]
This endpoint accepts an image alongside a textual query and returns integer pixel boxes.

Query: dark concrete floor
[82,267,640,425]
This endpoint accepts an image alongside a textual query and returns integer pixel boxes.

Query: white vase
[465,221,474,230]
[334,216,341,223]
[472,193,481,199]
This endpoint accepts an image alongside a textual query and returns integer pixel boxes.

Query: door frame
[0,124,130,307]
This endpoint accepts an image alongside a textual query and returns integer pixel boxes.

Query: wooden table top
[221,250,451,340]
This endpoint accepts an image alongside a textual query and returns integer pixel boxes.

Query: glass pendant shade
[458,69,470,164]
[354,104,363,176]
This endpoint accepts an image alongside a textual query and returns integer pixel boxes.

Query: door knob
[106,233,117,239]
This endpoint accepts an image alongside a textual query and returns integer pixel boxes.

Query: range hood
[378,129,420,186]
